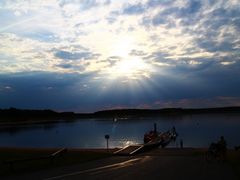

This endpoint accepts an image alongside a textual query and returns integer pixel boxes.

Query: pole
[154,123,157,134]
[107,139,109,150]
[105,134,110,150]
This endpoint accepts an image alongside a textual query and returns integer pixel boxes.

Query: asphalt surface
[2,149,238,180]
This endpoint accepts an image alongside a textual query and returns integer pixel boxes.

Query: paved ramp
[114,145,144,155]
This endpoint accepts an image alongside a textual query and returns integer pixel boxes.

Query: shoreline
[0,119,84,127]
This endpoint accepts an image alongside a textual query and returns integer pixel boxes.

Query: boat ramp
[114,128,177,156]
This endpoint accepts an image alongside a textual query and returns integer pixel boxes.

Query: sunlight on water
[122,140,138,147]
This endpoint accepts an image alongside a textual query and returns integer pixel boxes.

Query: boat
[144,124,178,148]
[114,124,178,155]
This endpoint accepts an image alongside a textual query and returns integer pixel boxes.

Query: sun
[107,57,150,79]
[111,36,135,58]
[104,36,152,80]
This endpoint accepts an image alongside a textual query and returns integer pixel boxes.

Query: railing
[3,148,67,170]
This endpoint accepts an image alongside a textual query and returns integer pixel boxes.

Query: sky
[0,0,240,112]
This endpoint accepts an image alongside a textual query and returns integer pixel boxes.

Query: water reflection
[123,140,138,147]
[0,114,240,148]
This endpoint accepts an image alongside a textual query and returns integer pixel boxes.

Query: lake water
[0,114,240,148]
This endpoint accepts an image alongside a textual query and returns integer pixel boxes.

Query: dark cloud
[150,61,240,101]
[152,13,168,26]
[142,13,175,27]
[211,7,240,18]
[192,7,240,53]
[1,60,240,112]
[55,50,99,60]
[147,51,171,62]
[56,63,86,72]
[159,0,202,17]
[180,0,202,15]
[203,7,240,30]
[206,0,218,6]
[147,0,175,7]
[160,7,179,16]
[197,40,236,53]
[122,3,145,15]
[142,0,202,27]
[0,72,98,111]
[57,63,73,69]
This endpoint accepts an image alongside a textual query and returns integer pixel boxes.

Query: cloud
[0,71,98,111]
[55,50,95,60]
[56,63,74,69]
[153,96,240,108]
[1,0,240,111]
[147,0,175,7]
[129,50,147,56]
[122,3,145,15]
[152,13,168,26]
[145,0,202,27]
[197,39,235,53]
[180,0,202,15]
[220,61,236,65]
[58,0,111,10]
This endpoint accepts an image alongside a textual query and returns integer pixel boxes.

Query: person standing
[180,139,183,149]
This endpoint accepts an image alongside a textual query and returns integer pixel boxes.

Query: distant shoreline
[0,107,240,126]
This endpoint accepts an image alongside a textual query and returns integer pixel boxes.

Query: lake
[0,114,240,148]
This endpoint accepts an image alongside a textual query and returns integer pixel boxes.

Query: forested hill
[0,107,240,121]
[93,107,240,117]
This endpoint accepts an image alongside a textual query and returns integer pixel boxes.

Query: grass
[0,148,112,177]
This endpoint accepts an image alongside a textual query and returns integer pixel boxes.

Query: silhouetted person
[172,126,176,134]
[218,136,227,157]
[180,139,183,149]
[208,136,227,161]
[154,123,157,134]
